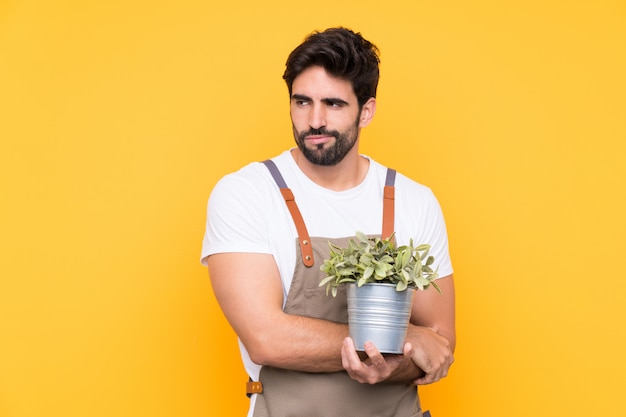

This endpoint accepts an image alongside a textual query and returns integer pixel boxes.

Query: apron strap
[262,160,397,265]
[382,168,396,240]
[262,160,315,267]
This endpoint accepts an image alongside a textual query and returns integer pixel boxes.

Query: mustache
[299,127,340,140]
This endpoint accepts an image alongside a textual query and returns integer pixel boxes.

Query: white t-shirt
[201,149,453,383]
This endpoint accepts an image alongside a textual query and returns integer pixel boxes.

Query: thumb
[403,341,414,357]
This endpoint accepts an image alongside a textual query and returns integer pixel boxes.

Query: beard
[292,118,360,166]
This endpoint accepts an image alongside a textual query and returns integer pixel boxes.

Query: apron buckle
[246,380,263,396]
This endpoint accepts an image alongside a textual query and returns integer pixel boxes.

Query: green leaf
[356,231,369,243]
[360,253,373,265]
[319,276,335,287]
[338,267,356,276]
[379,254,394,264]
[431,280,442,294]
[374,265,387,278]
[401,269,411,282]
[416,277,431,288]
[415,244,431,251]
[413,261,422,277]
[363,266,374,280]
[401,249,411,268]
[395,252,403,269]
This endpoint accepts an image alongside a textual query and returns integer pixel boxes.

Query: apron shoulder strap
[262,160,314,267]
[262,160,396,263]
[382,168,396,241]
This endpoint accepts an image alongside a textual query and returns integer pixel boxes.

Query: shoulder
[211,157,283,200]
[367,157,436,200]
[208,152,297,217]
[373,161,443,219]
[395,172,436,200]
[214,162,268,190]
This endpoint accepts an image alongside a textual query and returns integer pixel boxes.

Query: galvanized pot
[346,283,415,354]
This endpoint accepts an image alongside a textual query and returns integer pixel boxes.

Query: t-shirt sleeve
[421,189,454,279]
[200,169,273,266]
[396,175,454,279]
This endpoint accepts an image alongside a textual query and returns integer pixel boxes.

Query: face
[290,66,374,166]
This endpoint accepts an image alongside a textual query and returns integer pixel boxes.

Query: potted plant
[319,231,441,353]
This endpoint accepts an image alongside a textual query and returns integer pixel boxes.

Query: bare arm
[411,274,456,349]
[406,274,456,384]
[207,252,349,373]
[210,251,454,382]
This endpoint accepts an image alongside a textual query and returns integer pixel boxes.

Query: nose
[308,104,327,129]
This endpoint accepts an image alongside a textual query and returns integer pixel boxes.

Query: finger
[416,369,441,385]
[415,357,452,385]
[415,375,435,385]
[403,342,414,358]
[342,338,377,384]
[341,337,362,371]
[362,341,386,368]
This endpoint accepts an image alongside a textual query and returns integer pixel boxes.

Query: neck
[291,147,369,191]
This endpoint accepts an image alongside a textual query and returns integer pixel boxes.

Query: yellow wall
[1,1,625,416]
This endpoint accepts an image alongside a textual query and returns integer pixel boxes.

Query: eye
[324,99,347,108]
[294,99,310,107]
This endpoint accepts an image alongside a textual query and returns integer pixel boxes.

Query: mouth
[304,135,333,146]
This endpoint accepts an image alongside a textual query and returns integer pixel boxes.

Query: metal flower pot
[346,283,415,354]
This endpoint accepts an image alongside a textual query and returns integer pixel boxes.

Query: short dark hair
[283,27,380,107]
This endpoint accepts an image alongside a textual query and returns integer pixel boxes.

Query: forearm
[245,312,349,373]
[209,253,350,373]
[411,275,456,351]
[385,355,424,383]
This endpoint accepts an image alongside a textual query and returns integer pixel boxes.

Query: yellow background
[1,1,625,416]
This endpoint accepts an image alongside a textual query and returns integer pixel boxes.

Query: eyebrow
[291,94,312,102]
[291,94,350,107]
[322,97,349,106]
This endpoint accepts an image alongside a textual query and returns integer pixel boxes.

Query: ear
[358,97,376,128]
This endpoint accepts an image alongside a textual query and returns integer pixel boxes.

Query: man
[201,27,455,417]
